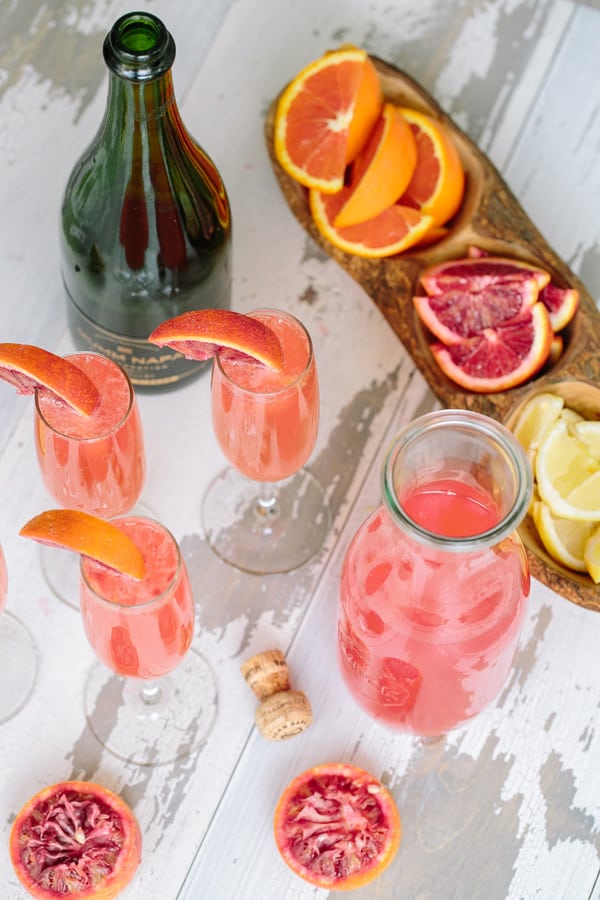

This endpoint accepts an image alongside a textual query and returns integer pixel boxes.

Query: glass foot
[41,499,156,611]
[202,466,331,575]
[0,613,38,724]
[84,648,217,766]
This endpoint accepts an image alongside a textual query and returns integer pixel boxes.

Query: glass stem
[140,680,162,706]
[255,482,279,531]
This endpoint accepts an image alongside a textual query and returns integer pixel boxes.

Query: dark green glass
[61,12,232,389]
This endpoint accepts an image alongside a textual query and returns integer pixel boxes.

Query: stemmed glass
[0,542,38,724]
[202,308,331,574]
[80,514,217,765]
[34,351,146,609]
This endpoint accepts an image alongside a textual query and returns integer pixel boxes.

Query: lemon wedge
[532,500,592,571]
[573,420,600,462]
[513,392,564,464]
[535,420,600,521]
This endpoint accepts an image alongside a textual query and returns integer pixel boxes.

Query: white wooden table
[1,1,600,898]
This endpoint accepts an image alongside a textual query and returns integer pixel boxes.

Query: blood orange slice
[0,343,100,416]
[274,47,383,192]
[274,762,401,891]
[334,103,417,228]
[310,187,433,259]
[430,303,553,393]
[20,509,146,580]
[397,107,465,227]
[420,256,550,298]
[148,309,284,370]
[538,282,579,331]
[10,780,142,900]
[413,279,539,345]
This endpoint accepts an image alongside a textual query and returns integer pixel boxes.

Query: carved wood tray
[265,54,600,612]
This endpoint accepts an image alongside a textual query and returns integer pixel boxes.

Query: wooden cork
[241,649,312,740]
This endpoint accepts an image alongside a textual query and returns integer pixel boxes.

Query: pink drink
[35,353,145,517]
[338,479,530,736]
[211,310,319,482]
[80,517,194,679]
[0,545,7,616]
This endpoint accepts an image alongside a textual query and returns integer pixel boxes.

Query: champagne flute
[34,352,146,609]
[0,542,38,724]
[202,308,331,573]
[80,514,217,765]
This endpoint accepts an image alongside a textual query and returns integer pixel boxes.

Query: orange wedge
[310,188,433,259]
[0,343,100,416]
[333,103,418,228]
[20,509,146,580]
[148,309,284,370]
[274,47,383,193]
[397,108,465,227]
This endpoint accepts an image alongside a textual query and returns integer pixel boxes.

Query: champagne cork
[241,649,312,740]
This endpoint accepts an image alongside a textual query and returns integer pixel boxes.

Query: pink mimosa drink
[211,310,319,482]
[80,517,194,680]
[35,353,145,517]
[338,410,532,737]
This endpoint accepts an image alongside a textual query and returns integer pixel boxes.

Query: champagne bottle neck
[103,11,176,82]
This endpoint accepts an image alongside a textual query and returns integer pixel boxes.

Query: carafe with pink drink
[338,409,532,737]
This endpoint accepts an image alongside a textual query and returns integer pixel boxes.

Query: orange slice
[0,343,100,416]
[148,309,284,370]
[310,187,433,259]
[274,47,383,192]
[334,103,418,228]
[20,509,146,580]
[397,108,465,227]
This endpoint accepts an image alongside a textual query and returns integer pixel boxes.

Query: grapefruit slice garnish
[274,762,401,891]
[420,256,551,298]
[310,187,433,259]
[274,47,383,193]
[20,509,146,580]
[148,309,284,370]
[333,103,417,228]
[0,343,100,416]
[10,780,142,900]
[397,107,465,227]
[430,303,553,393]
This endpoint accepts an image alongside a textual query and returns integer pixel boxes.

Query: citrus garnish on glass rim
[0,342,100,415]
[148,308,284,370]
[20,509,146,580]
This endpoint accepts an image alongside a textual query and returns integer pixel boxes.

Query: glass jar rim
[381,408,533,551]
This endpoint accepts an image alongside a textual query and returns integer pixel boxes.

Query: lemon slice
[560,407,584,430]
[532,501,592,571]
[584,527,600,583]
[535,420,600,520]
[573,420,600,462]
[512,392,564,463]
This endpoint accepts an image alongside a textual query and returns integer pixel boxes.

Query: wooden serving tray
[265,54,600,612]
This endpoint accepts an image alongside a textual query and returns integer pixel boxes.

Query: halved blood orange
[430,303,553,393]
[274,762,401,891]
[420,256,550,298]
[274,47,383,192]
[148,309,284,370]
[334,103,417,228]
[310,188,433,259]
[20,509,146,580]
[10,780,142,900]
[397,107,465,227]
[538,282,579,332]
[0,343,100,416]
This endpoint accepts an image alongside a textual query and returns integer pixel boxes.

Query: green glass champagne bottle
[61,11,232,389]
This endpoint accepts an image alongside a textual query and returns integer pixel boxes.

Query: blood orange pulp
[274,762,401,891]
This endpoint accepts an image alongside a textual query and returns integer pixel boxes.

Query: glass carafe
[338,409,532,737]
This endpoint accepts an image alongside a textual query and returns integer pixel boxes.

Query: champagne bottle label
[66,288,209,388]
